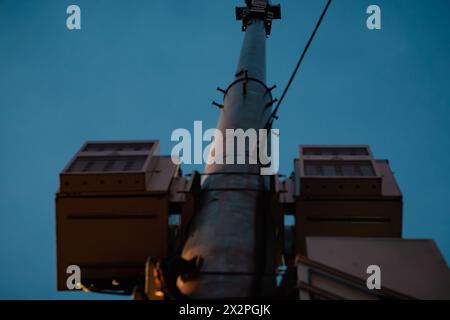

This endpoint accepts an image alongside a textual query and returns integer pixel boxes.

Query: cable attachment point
[235,69,246,78]
[267,84,277,93]
[212,101,224,109]
[265,98,278,109]
[217,87,227,95]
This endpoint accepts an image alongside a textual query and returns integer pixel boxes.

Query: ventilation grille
[83,142,154,153]
[304,160,375,177]
[68,156,147,173]
[303,147,369,156]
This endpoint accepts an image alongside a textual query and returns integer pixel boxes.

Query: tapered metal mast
[179,0,281,298]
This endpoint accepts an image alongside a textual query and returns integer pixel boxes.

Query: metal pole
[179,1,280,298]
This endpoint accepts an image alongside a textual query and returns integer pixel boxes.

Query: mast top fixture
[235,0,281,35]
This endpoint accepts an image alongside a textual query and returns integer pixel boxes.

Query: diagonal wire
[267,0,332,127]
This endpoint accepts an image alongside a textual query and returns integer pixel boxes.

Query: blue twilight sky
[0,0,449,299]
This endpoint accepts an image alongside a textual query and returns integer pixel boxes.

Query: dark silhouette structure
[55,1,450,299]
[294,145,402,254]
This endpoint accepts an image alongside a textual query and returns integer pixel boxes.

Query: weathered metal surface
[180,16,276,298]
[304,237,450,300]
[59,140,160,193]
[56,141,178,292]
[296,254,414,300]
[295,145,403,254]
[56,195,169,291]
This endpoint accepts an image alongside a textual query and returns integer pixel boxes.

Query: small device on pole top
[236,0,281,35]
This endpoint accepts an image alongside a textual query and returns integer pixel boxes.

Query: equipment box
[294,145,403,254]
[56,141,178,292]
